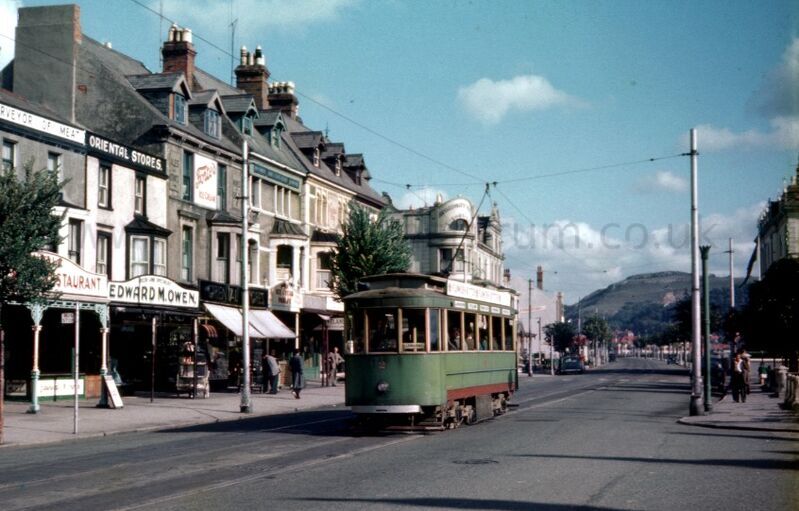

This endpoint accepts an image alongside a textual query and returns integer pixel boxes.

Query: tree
[582,315,611,362]
[329,204,411,300]
[0,161,63,445]
[742,258,799,371]
[544,321,577,354]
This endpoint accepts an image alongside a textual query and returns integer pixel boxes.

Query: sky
[1,0,797,304]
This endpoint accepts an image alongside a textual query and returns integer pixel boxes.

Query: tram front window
[504,317,515,351]
[401,309,426,352]
[367,309,398,352]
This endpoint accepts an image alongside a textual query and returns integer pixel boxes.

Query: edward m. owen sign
[109,275,198,308]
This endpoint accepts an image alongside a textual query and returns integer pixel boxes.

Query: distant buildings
[756,162,799,276]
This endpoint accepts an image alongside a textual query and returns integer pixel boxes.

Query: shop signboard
[34,251,108,301]
[37,376,84,397]
[271,281,302,312]
[199,279,268,308]
[109,275,199,308]
[86,132,165,174]
[0,101,85,145]
[193,153,218,209]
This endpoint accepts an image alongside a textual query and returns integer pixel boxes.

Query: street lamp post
[701,245,712,412]
[240,140,252,414]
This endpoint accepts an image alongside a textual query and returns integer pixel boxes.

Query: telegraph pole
[527,278,533,377]
[240,140,252,414]
[726,238,735,362]
[689,128,705,416]
[701,245,712,412]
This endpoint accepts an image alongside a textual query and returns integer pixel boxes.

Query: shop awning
[249,310,296,338]
[204,303,295,338]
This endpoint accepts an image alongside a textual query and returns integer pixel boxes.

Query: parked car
[557,357,585,375]
[666,354,678,364]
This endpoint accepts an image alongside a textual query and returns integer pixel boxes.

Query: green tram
[344,273,519,430]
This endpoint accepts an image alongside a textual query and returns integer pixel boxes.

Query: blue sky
[2,0,797,303]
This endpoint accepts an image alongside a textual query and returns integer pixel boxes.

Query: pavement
[1,371,797,449]
[0,381,346,448]
[678,384,799,433]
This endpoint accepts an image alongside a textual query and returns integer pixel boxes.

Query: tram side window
[491,316,502,350]
[477,315,489,350]
[464,313,478,351]
[367,309,397,352]
[504,317,515,351]
[430,309,440,351]
[447,310,463,350]
[350,311,365,353]
[401,309,426,352]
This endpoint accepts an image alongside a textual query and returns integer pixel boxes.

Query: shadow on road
[290,497,630,510]
[514,453,799,471]
[158,409,358,437]
[668,430,799,442]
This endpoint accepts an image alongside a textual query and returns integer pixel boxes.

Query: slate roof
[206,210,241,225]
[126,73,186,93]
[220,95,257,115]
[252,109,283,128]
[271,219,307,238]
[0,88,82,129]
[125,215,172,236]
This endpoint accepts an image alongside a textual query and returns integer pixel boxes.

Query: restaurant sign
[34,251,108,300]
[109,275,198,308]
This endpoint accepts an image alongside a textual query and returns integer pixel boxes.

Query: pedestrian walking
[263,350,280,394]
[289,350,304,399]
[739,348,751,396]
[731,352,747,403]
[326,347,344,387]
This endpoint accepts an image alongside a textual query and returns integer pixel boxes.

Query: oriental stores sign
[87,133,165,174]
[109,275,198,308]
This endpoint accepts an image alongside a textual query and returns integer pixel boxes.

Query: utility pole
[527,278,533,377]
[240,140,252,413]
[726,238,736,362]
[701,245,712,412]
[689,128,705,416]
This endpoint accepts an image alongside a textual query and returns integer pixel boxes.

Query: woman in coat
[289,350,304,399]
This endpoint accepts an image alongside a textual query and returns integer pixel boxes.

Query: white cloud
[0,0,20,70]
[457,74,583,124]
[501,203,764,302]
[634,170,688,193]
[689,116,799,151]
[750,37,799,118]
[154,0,359,38]
[393,187,448,210]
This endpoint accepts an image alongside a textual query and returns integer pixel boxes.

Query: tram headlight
[376,380,390,394]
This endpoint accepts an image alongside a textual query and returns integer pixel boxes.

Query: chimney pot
[183,28,193,43]
[240,46,248,65]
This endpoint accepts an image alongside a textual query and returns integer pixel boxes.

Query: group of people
[261,347,343,399]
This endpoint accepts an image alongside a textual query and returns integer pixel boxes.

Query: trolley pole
[701,245,712,412]
[689,128,705,416]
[240,140,252,414]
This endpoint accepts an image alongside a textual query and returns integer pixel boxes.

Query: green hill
[564,271,747,335]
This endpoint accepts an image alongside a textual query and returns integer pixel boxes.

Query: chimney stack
[162,24,197,90]
[14,5,82,123]
[268,81,299,119]
[235,45,270,110]
[536,265,544,290]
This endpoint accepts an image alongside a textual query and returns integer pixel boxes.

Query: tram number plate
[403,343,424,350]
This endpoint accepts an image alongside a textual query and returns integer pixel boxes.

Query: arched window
[449,219,468,231]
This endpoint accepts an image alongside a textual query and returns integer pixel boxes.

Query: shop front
[199,280,294,391]
[107,275,199,394]
[2,252,109,412]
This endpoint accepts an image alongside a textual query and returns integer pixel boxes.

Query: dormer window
[204,109,221,138]
[312,148,321,167]
[270,125,282,148]
[241,115,253,135]
[334,157,341,176]
[174,94,187,124]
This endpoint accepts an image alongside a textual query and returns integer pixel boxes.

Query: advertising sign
[193,153,218,209]
[87,133,164,173]
[446,279,512,308]
[109,275,199,308]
